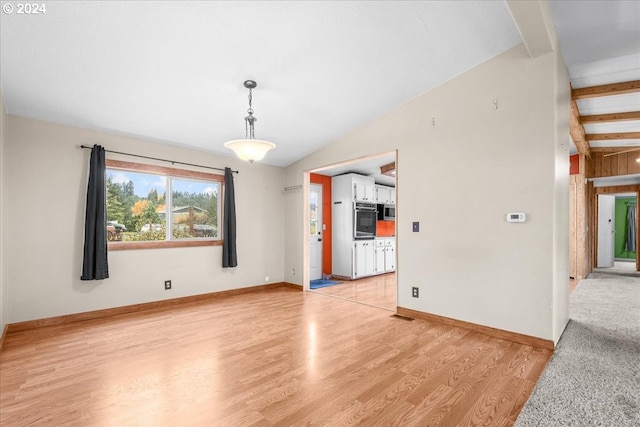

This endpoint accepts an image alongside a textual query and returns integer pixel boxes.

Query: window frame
[105,159,224,251]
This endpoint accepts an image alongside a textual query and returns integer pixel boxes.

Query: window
[105,160,223,250]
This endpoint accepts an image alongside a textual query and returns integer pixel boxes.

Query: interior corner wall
[0,92,8,333]
[5,116,285,323]
[284,43,567,341]
[552,47,571,344]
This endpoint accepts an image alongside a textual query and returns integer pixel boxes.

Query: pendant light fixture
[224,80,276,163]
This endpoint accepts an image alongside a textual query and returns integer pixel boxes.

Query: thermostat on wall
[506,212,526,223]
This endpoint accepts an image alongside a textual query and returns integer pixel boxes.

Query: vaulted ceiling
[548,1,640,157]
[1,1,639,167]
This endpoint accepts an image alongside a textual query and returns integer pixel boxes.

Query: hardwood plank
[586,154,596,178]
[594,153,603,177]
[610,155,618,178]
[397,307,554,350]
[0,325,7,352]
[618,152,629,175]
[629,152,640,175]
[0,288,551,426]
[312,272,396,311]
[6,282,297,332]
[602,154,611,176]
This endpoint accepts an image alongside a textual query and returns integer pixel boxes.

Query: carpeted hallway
[514,273,640,427]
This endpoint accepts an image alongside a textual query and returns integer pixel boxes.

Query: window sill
[108,240,223,251]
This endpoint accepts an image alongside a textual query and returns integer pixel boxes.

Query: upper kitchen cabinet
[375,185,395,204]
[354,178,375,202]
[333,173,376,203]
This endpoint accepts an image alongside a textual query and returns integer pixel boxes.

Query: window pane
[106,169,167,242]
[171,178,219,239]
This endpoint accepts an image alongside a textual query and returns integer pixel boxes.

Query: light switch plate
[412,222,419,232]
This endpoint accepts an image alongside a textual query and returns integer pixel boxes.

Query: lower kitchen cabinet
[384,238,395,272]
[348,238,396,279]
[354,240,375,278]
[375,240,386,274]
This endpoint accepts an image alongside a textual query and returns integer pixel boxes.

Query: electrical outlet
[164,280,172,290]
[292,268,296,276]
[265,276,270,282]
[412,287,419,298]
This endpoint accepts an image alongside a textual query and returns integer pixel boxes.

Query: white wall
[552,46,571,342]
[0,91,8,332]
[284,44,570,341]
[6,117,285,323]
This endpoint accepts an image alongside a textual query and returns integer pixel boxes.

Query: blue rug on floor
[310,279,341,289]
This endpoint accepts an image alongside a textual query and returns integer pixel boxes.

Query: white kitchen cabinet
[354,180,375,202]
[332,174,377,279]
[332,173,376,204]
[375,185,392,204]
[354,240,375,278]
[375,185,396,205]
[384,238,396,272]
[375,239,386,274]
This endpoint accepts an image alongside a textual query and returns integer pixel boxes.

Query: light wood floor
[312,273,397,311]
[0,288,551,426]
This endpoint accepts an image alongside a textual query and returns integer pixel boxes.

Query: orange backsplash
[377,220,395,237]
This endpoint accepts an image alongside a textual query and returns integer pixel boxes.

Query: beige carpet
[514,273,640,427]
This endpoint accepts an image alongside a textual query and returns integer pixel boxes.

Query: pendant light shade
[224,80,276,164]
[224,139,276,163]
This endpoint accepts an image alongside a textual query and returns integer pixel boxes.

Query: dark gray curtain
[625,204,637,252]
[223,167,237,267]
[81,145,109,280]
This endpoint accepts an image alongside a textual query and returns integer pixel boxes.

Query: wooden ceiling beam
[569,98,591,157]
[572,80,640,99]
[580,111,640,124]
[380,161,396,177]
[586,132,640,141]
[591,146,640,153]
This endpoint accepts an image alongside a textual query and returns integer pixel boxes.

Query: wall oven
[354,202,377,239]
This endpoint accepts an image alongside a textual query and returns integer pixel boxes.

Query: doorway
[595,191,640,276]
[304,151,397,311]
[309,184,323,281]
[597,194,615,268]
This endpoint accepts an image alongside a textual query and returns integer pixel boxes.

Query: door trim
[591,185,640,272]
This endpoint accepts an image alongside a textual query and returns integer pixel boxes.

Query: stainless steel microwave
[383,205,395,220]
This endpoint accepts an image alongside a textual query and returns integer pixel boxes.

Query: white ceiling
[548,0,640,66]
[0,1,521,167]
[1,1,639,168]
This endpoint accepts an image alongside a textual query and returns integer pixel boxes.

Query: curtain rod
[80,145,239,174]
